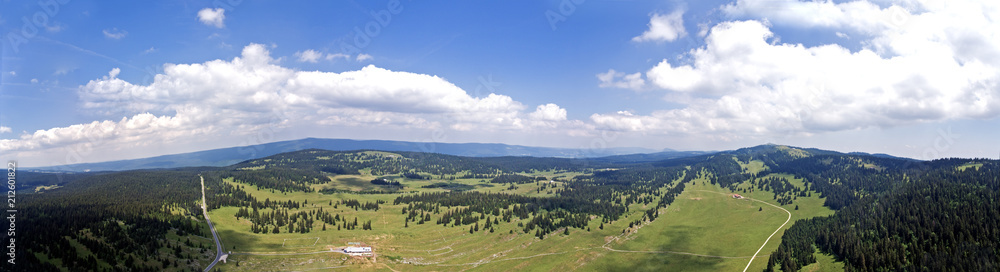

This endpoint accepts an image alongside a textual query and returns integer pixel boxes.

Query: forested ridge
[765,162,999,271]
[230,149,601,177]
[15,170,212,272]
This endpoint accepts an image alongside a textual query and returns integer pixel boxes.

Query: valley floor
[209,173,843,272]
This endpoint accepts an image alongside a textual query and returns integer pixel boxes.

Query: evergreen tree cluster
[765,161,999,271]
[489,174,539,184]
[223,168,328,193]
[370,178,402,187]
[15,170,210,271]
[232,149,601,178]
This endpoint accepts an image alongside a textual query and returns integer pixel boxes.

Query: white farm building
[343,246,373,256]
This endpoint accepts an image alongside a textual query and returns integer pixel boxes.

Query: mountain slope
[28,138,659,172]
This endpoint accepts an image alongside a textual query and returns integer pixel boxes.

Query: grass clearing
[583,172,836,272]
[957,162,983,171]
[282,237,320,248]
[801,251,846,272]
[584,180,785,271]
[34,184,63,193]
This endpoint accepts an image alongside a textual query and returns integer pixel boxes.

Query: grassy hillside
[206,149,848,271]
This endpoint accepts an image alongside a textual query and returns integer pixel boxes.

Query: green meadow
[209,156,841,271]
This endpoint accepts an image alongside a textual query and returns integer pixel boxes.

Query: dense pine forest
[11,145,999,271]
[765,162,999,271]
[15,170,213,271]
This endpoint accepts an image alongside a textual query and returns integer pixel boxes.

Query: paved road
[201,175,225,272]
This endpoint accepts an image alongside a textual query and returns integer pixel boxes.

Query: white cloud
[609,2,1000,140]
[296,50,357,63]
[0,113,189,152]
[295,49,323,63]
[356,53,374,62]
[530,103,568,122]
[103,28,127,39]
[591,111,659,132]
[54,67,76,76]
[7,71,14,76]
[198,8,226,28]
[326,53,350,61]
[597,69,645,90]
[0,127,11,133]
[30,78,38,83]
[143,47,157,54]
[2,44,581,165]
[721,0,891,32]
[633,10,687,42]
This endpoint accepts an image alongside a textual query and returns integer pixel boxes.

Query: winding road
[201,175,225,272]
[741,195,791,272]
[686,190,791,271]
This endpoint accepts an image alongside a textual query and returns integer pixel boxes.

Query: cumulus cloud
[597,69,645,90]
[530,104,568,122]
[0,126,11,133]
[721,0,890,31]
[633,10,687,42]
[198,8,226,28]
[0,113,189,152]
[597,0,1000,139]
[103,28,127,39]
[2,44,581,165]
[591,111,659,132]
[295,49,323,63]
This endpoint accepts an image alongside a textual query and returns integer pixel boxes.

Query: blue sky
[2,0,999,167]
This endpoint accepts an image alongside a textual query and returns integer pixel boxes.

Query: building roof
[344,246,372,252]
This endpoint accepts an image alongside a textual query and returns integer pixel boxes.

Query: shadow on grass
[216,228,267,252]
[421,182,475,191]
[336,177,376,190]
[602,226,728,271]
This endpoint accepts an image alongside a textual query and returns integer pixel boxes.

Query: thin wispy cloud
[356,53,373,62]
[295,49,323,63]
[103,28,128,39]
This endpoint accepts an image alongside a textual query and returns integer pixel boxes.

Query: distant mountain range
[27,139,920,173]
[27,138,697,172]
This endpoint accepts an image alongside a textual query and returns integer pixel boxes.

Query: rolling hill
[27,137,669,172]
